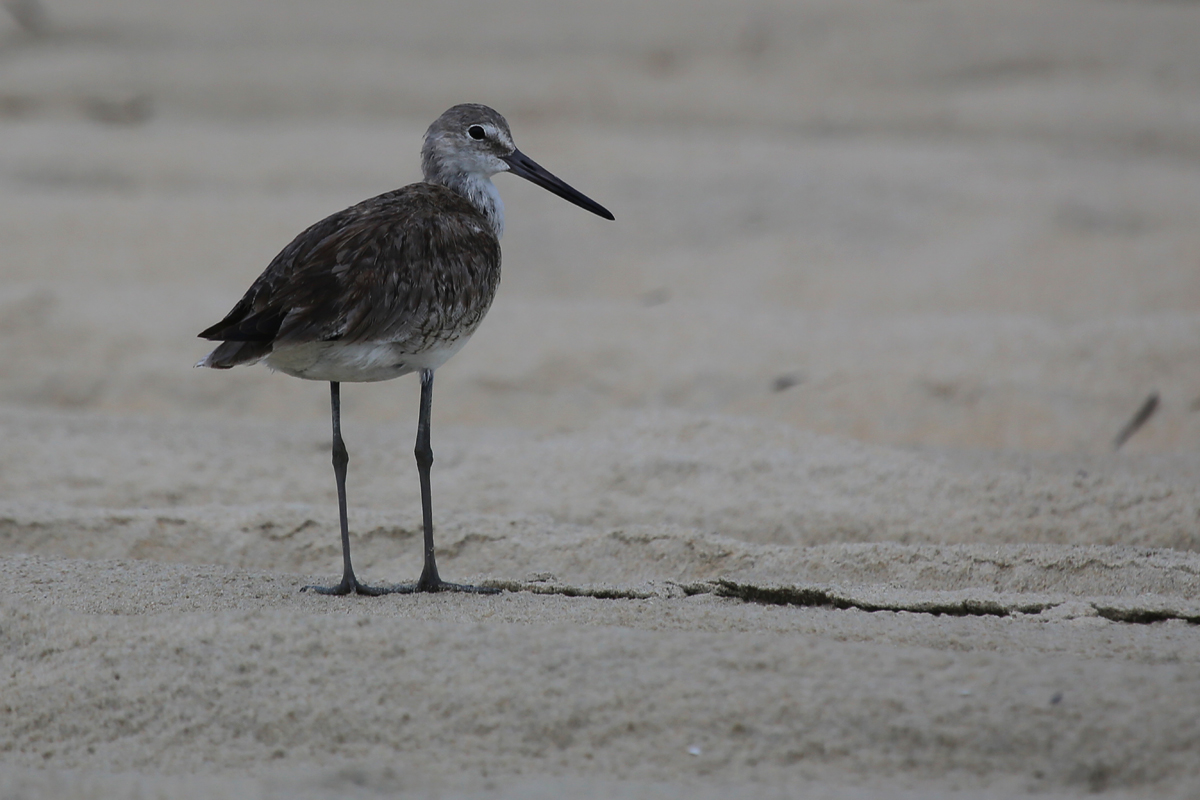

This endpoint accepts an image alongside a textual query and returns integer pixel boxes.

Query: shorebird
[197,104,613,595]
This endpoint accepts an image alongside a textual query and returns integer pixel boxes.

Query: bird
[197,104,613,595]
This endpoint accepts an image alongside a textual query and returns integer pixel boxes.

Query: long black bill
[501,149,615,220]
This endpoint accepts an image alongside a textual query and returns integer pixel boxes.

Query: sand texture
[1,0,1199,797]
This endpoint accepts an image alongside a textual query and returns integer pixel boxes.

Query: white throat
[430,170,506,240]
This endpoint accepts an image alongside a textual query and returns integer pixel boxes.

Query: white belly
[264,337,472,383]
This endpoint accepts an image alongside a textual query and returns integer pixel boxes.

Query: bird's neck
[429,171,506,240]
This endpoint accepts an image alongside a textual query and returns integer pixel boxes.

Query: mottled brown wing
[198,184,501,348]
[197,204,364,343]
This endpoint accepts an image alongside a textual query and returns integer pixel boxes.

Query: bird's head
[422,104,614,221]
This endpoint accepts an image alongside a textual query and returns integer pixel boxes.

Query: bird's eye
[467,125,486,141]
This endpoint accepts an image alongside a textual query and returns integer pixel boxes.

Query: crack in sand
[715,579,1054,617]
[493,578,1200,626]
[1092,605,1200,625]
[714,579,1200,624]
[486,579,659,600]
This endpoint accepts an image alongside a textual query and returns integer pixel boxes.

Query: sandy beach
[2,0,1199,796]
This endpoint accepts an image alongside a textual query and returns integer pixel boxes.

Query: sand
[1,0,1199,797]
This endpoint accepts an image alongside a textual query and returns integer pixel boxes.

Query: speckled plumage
[198,183,501,382]
[196,103,612,595]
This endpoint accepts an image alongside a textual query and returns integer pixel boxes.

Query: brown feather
[198,183,501,363]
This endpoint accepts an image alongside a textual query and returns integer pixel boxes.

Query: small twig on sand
[1113,392,1159,451]
[3,0,49,35]
[771,373,803,392]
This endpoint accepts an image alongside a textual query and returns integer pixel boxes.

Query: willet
[197,104,613,595]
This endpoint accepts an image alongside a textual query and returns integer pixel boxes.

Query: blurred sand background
[2,0,1200,797]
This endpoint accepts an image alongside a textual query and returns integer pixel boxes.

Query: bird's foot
[301,576,400,596]
[391,577,501,595]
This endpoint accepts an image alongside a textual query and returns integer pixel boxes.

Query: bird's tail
[195,340,272,369]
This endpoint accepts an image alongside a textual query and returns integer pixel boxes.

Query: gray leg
[302,382,397,596]
[400,369,497,594]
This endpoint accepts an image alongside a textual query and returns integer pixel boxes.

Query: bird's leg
[402,369,498,594]
[302,382,396,596]
[413,370,441,589]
